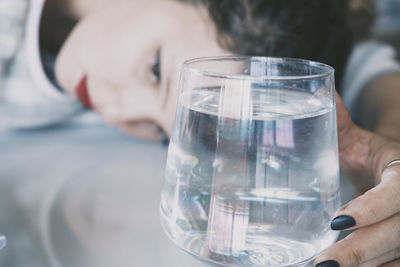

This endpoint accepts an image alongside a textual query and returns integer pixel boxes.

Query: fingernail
[75,75,94,109]
[316,260,340,267]
[331,215,356,230]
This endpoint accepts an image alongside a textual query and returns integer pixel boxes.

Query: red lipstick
[75,75,94,109]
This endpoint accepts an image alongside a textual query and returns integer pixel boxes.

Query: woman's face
[56,0,231,141]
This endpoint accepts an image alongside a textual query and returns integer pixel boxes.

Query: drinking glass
[0,235,5,250]
[160,57,340,267]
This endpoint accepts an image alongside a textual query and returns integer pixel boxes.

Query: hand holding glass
[160,57,340,266]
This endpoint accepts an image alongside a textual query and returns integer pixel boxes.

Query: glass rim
[183,56,335,81]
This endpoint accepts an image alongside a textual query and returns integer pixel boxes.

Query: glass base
[0,235,6,250]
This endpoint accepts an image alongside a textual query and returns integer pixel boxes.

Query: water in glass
[161,57,340,267]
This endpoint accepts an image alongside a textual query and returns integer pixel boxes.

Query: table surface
[0,123,208,267]
[0,123,353,267]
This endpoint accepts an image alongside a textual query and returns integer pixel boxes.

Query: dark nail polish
[331,215,356,230]
[316,260,340,267]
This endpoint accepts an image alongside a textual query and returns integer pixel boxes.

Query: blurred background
[374,0,400,52]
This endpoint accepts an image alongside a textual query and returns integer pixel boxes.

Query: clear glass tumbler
[0,235,5,250]
[160,57,340,267]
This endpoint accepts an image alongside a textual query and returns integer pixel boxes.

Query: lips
[75,75,94,109]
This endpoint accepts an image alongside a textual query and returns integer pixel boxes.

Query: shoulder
[341,41,400,113]
[5,0,77,103]
[0,0,29,63]
[0,0,86,129]
[25,0,64,99]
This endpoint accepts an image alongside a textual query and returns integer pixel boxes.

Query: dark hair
[185,0,371,90]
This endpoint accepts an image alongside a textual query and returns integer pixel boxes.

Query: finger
[359,248,400,267]
[331,164,400,230]
[382,259,400,267]
[315,212,400,267]
[118,121,165,142]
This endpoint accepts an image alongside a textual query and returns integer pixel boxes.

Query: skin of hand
[55,0,230,141]
[314,93,400,267]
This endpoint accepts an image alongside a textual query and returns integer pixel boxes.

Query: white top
[341,41,400,121]
[0,0,101,130]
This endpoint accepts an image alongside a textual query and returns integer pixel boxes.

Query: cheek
[86,76,120,113]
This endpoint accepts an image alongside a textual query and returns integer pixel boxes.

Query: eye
[151,49,161,83]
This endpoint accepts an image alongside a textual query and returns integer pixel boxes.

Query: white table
[0,123,353,267]
[0,123,204,267]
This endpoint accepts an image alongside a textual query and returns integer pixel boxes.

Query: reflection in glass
[160,57,340,267]
[0,235,6,250]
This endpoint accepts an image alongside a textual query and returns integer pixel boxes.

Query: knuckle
[382,259,400,267]
[389,215,400,237]
[363,203,380,222]
[349,246,365,266]
[393,247,400,259]
[394,188,400,206]
[338,202,350,213]
[338,237,366,266]
[359,190,381,222]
